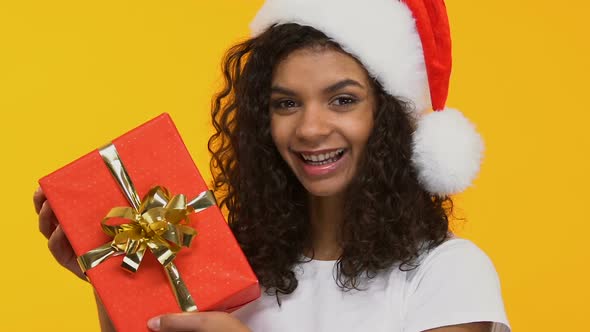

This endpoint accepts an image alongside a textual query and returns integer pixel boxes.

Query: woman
[35,0,510,331]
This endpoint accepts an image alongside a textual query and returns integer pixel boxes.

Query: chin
[300,180,348,198]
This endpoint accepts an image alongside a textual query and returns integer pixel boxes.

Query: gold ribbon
[77,143,216,312]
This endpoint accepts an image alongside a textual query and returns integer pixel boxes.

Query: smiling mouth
[298,148,346,166]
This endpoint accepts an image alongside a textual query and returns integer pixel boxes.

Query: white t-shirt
[233,238,511,332]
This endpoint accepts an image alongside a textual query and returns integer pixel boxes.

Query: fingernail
[147,316,161,331]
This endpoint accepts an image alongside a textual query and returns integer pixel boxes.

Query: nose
[294,103,332,144]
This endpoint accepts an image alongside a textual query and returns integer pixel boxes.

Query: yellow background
[1,0,588,330]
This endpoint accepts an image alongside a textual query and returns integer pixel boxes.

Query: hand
[147,312,251,332]
[34,187,86,280]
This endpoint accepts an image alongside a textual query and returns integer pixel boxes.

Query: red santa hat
[250,0,483,196]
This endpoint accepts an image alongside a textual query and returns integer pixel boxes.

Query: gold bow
[77,143,216,312]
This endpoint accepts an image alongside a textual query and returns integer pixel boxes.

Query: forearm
[94,290,116,332]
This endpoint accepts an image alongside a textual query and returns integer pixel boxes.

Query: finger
[47,223,86,281]
[48,226,76,268]
[39,200,58,239]
[149,313,203,332]
[33,187,46,214]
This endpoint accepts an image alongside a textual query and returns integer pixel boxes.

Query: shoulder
[402,237,511,332]
[405,237,497,285]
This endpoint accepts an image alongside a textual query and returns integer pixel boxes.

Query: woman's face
[270,47,376,197]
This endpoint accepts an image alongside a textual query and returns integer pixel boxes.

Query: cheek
[348,111,375,147]
[270,115,288,150]
[362,103,377,141]
[270,116,278,139]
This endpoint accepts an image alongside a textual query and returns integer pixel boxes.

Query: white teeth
[300,149,345,163]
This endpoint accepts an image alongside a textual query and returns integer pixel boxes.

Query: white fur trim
[411,109,484,195]
[250,0,431,114]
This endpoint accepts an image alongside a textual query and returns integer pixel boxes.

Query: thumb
[148,312,249,332]
[148,313,202,332]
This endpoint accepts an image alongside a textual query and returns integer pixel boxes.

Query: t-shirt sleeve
[402,239,511,332]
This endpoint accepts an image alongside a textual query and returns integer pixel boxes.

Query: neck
[305,192,345,261]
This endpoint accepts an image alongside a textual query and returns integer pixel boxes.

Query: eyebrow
[323,79,365,94]
[270,78,366,96]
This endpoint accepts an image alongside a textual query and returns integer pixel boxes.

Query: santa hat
[250,0,483,196]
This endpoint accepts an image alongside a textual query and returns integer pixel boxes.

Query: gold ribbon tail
[187,190,217,212]
[98,143,141,210]
[78,243,121,273]
[164,262,197,312]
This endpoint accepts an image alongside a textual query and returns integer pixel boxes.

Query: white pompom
[411,108,484,196]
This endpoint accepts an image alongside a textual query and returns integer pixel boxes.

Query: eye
[271,99,300,110]
[331,96,358,107]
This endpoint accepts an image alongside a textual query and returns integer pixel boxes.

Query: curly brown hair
[208,23,452,298]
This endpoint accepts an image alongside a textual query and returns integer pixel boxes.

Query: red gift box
[39,113,260,331]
